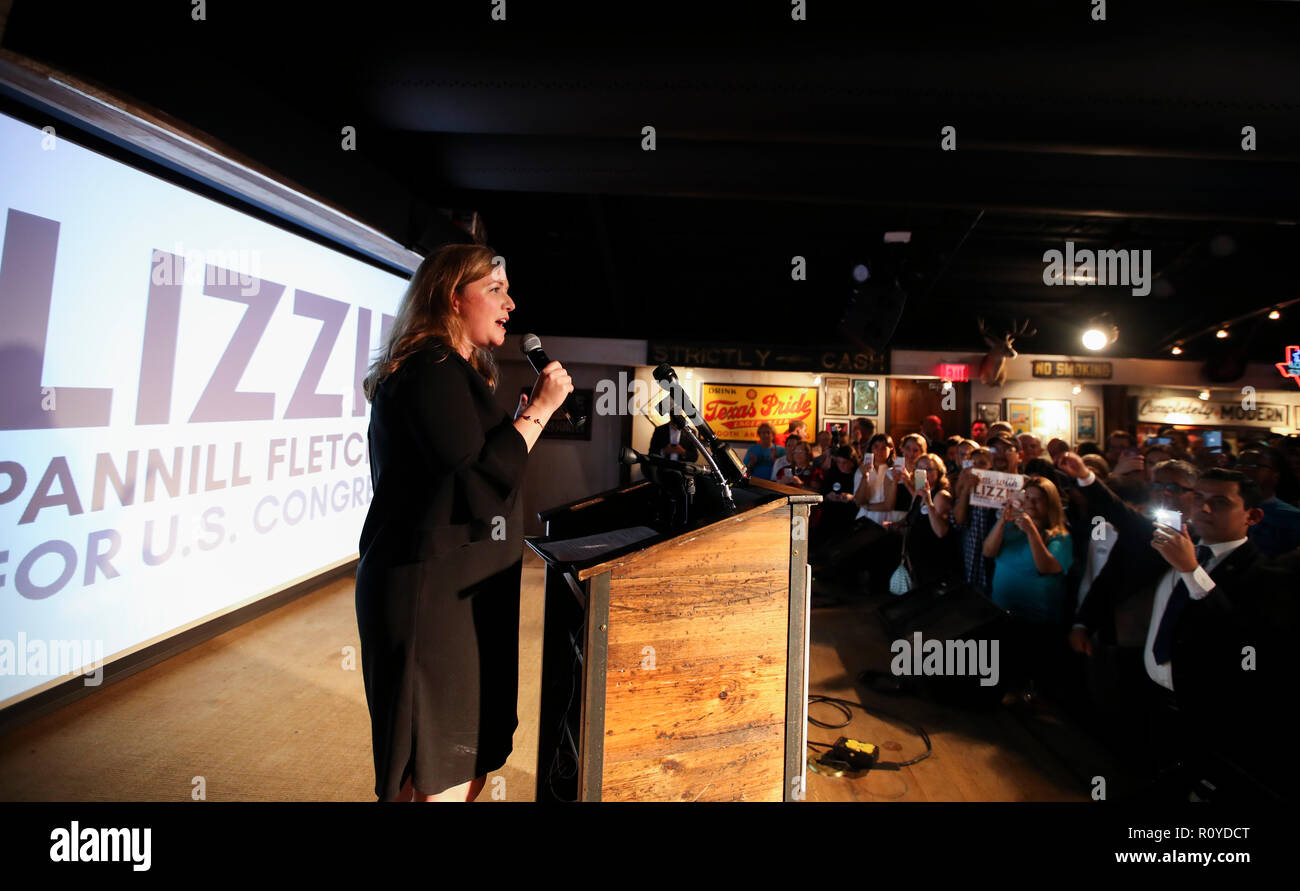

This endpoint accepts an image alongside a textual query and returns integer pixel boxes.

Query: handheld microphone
[520,333,586,429]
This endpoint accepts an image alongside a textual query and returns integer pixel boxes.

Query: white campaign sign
[0,111,408,706]
[969,470,1024,509]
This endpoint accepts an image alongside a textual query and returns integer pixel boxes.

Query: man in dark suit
[1058,455,1198,782]
[1064,455,1201,655]
[1060,454,1285,799]
[648,413,699,464]
[1152,469,1293,800]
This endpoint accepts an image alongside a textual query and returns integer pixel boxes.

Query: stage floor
[0,551,1107,801]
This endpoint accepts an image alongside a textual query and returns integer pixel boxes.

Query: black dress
[900,492,960,589]
[354,341,528,800]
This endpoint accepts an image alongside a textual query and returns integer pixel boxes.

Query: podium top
[528,477,821,580]
[537,476,819,522]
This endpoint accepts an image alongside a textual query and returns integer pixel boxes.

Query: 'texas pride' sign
[699,384,817,440]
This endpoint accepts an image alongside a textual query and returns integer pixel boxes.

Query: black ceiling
[5,0,1300,365]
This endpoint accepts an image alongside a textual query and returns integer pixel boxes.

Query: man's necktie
[1151,544,1214,664]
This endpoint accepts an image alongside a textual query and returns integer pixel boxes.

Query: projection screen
[0,109,409,707]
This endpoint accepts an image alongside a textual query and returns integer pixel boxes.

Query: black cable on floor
[807,693,933,769]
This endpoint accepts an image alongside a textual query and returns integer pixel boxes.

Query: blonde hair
[362,244,502,401]
[900,432,929,455]
[914,454,949,493]
[1023,475,1068,539]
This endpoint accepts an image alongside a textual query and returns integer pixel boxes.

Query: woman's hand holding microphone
[515,360,573,451]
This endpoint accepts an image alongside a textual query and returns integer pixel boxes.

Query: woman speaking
[355,244,572,802]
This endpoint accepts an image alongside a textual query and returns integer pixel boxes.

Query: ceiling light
[1198,390,1211,401]
[1071,382,1082,395]
[1216,328,1229,339]
[1268,309,1281,320]
[1171,345,1183,356]
[1082,315,1118,351]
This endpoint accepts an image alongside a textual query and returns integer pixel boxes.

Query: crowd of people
[649,411,1300,801]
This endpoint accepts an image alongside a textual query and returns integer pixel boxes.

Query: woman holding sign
[982,475,1074,704]
[355,244,573,802]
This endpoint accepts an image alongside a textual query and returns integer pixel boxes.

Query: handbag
[888,555,914,596]
[888,497,917,595]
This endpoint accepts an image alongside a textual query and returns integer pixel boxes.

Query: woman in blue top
[743,422,785,481]
[982,474,1073,704]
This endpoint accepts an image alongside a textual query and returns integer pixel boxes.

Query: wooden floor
[802,591,1110,802]
[0,551,1110,801]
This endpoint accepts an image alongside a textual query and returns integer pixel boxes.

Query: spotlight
[1171,345,1183,356]
[1081,315,1118,351]
[1216,328,1229,339]
[1269,309,1281,320]
[1199,390,1211,401]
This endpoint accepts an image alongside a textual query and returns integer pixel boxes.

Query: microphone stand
[661,399,736,511]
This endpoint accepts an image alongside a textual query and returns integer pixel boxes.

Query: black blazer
[1170,539,1300,796]
[357,342,528,585]
[648,417,699,463]
[1074,477,1170,643]
[1170,538,1264,702]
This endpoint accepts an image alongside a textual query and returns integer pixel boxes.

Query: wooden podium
[528,476,818,802]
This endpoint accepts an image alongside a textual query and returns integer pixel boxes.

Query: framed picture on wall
[851,379,879,415]
[975,402,1000,423]
[1004,400,1031,435]
[1031,400,1072,442]
[1074,406,1099,444]
[520,387,594,440]
[824,378,849,415]
[698,382,818,444]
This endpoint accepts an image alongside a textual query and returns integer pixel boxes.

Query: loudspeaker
[839,279,908,354]
[876,580,1010,706]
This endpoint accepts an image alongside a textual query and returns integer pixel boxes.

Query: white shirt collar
[1203,537,1249,559]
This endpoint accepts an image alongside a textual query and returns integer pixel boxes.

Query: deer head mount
[977,317,1037,387]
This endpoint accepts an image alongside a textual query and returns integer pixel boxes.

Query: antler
[1012,318,1037,339]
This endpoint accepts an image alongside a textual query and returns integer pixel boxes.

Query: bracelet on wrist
[520,413,543,428]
